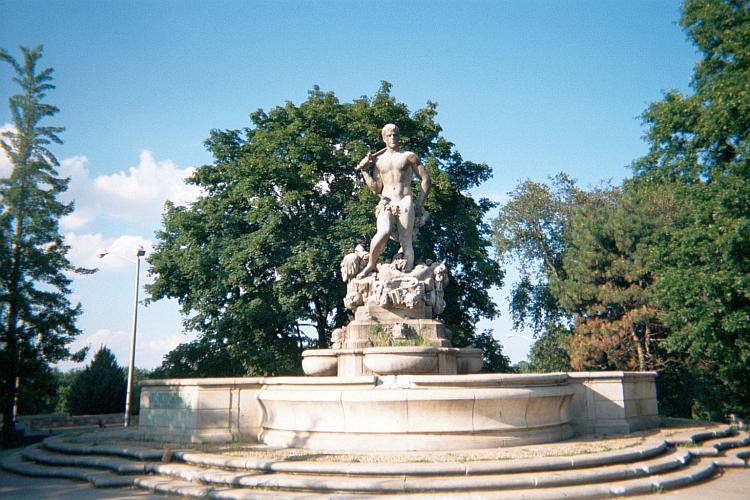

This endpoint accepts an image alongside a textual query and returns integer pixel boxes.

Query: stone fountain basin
[456,347,483,374]
[363,346,439,375]
[139,372,659,452]
[301,349,338,376]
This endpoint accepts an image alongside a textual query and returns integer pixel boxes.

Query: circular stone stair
[2,423,748,498]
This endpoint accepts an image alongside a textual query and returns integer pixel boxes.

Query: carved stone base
[344,318,452,349]
[336,304,453,349]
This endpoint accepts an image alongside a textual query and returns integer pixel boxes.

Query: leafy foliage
[491,174,592,334]
[629,0,750,416]
[0,45,89,446]
[148,83,503,376]
[67,346,126,416]
[526,326,571,373]
[494,2,750,419]
[491,174,604,372]
[472,330,512,373]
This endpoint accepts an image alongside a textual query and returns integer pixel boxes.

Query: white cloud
[0,123,15,178]
[61,328,185,371]
[65,232,153,271]
[78,328,129,357]
[3,136,199,230]
[59,150,200,231]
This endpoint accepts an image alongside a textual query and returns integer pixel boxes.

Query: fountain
[138,124,659,451]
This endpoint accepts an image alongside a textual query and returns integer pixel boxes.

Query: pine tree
[67,346,126,416]
[0,45,89,446]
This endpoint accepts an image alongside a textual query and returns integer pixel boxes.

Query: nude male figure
[355,124,431,277]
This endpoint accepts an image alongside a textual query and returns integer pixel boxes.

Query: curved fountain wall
[138,372,658,452]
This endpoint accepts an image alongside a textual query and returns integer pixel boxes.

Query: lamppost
[97,244,146,428]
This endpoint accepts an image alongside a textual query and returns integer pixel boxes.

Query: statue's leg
[357,211,392,278]
[396,197,416,272]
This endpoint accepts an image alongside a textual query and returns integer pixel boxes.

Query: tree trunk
[630,325,646,372]
[3,200,25,447]
[2,315,18,447]
[643,320,652,369]
[313,299,329,348]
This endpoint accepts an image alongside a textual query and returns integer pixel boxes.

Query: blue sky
[1,0,699,369]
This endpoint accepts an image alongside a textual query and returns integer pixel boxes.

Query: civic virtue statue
[355,123,431,276]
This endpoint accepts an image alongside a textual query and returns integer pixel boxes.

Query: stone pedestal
[342,304,453,348]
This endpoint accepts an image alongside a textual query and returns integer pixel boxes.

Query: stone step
[686,430,750,457]
[22,444,149,473]
[42,434,163,461]
[4,429,742,498]
[665,424,735,446]
[173,440,669,476]
[0,449,143,488]
[712,445,750,468]
[391,459,718,499]
[146,448,692,493]
[136,457,717,499]
[134,476,330,498]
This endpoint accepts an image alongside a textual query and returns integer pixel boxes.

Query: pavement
[639,467,750,499]
[0,470,164,499]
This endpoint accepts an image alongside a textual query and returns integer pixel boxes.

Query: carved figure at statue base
[341,253,448,316]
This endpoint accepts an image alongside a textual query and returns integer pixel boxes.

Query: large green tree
[631,0,750,417]
[491,174,600,334]
[0,45,88,446]
[148,83,503,376]
[491,174,604,371]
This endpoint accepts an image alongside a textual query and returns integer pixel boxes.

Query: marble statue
[355,124,431,277]
[339,123,450,317]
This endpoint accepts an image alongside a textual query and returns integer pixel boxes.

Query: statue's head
[381,123,400,148]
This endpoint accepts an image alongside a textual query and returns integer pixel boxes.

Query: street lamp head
[96,249,109,259]
[135,245,145,257]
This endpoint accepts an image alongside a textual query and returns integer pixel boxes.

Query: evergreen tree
[555,183,673,372]
[67,346,126,416]
[148,83,504,376]
[0,45,89,446]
